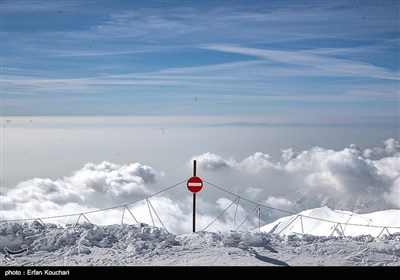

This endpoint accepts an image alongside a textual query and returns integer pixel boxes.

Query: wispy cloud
[1,0,82,13]
[3,57,399,105]
[2,1,398,116]
[91,10,200,39]
[46,46,180,58]
[202,45,399,81]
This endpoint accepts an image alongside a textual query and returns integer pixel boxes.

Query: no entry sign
[187,176,203,193]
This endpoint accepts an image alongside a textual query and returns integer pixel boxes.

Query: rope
[278,215,299,234]
[204,180,400,230]
[2,179,186,223]
[299,215,304,234]
[121,206,126,225]
[147,198,168,232]
[126,179,187,206]
[202,197,239,231]
[74,213,93,227]
[204,180,295,215]
[125,205,140,225]
[1,177,399,233]
[233,197,240,225]
[146,198,155,227]
[236,204,259,230]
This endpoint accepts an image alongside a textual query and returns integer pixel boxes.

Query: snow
[261,206,400,237]
[1,207,399,266]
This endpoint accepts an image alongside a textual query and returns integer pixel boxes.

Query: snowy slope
[1,208,400,267]
[261,206,400,237]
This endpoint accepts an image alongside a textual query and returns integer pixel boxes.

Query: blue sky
[1,0,399,123]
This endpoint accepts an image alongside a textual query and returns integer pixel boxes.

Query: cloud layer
[1,139,398,234]
[192,138,400,212]
[1,161,156,218]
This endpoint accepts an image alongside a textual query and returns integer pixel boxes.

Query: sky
[1,0,399,121]
[0,0,399,233]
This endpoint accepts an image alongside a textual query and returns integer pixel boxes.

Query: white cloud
[264,196,296,212]
[202,45,399,81]
[0,161,156,220]
[1,0,80,13]
[383,177,400,208]
[191,153,233,171]
[192,138,399,211]
[363,138,399,159]
[281,148,297,161]
[239,152,281,173]
[372,157,400,180]
[285,147,384,193]
[245,187,263,200]
[384,138,399,156]
[65,161,155,199]
[193,152,281,173]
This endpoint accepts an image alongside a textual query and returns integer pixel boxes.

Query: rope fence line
[203,180,400,229]
[202,197,239,231]
[236,204,260,231]
[1,179,187,223]
[74,213,93,228]
[147,197,168,232]
[121,205,140,225]
[1,178,399,236]
[203,180,295,215]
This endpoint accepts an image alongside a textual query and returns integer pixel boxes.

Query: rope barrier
[203,180,400,230]
[377,227,391,238]
[2,179,186,223]
[233,197,240,226]
[1,178,399,234]
[299,215,304,234]
[236,204,259,230]
[121,206,126,225]
[202,197,239,231]
[204,180,296,215]
[122,205,139,225]
[330,223,345,237]
[147,198,168,232]
[277,215,300,235]
[146,198,155,227]
[74,213,93,228]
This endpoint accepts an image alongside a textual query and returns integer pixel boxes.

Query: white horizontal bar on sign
[188,182,202,187]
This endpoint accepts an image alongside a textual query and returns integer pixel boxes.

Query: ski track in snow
[1,221,399,267]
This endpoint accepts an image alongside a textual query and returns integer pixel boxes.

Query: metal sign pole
[193,160,196,233]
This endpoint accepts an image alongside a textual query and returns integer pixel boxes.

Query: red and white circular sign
[187,176,203,193]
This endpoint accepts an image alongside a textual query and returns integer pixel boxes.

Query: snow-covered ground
[261,206,400,237]
[1,207,399,267]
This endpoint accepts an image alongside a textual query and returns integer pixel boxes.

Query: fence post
[299,215,304,234]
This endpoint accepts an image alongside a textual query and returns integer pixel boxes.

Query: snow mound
[0,222,178,255]
[1,220,400,266]
[261,206,400,237]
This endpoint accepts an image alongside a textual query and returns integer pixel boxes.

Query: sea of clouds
[1,138,398,234]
